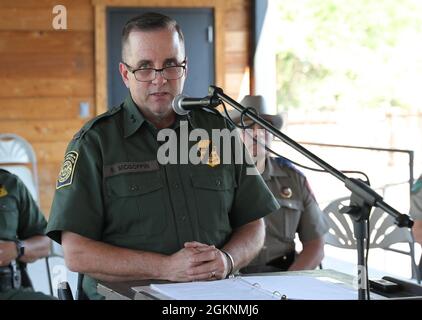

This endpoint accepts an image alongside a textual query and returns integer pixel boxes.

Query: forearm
[412,220,422,245]
[222,218,265,271]
[288,237,324,271]
[20,235,51,263]
[62,232,168,281]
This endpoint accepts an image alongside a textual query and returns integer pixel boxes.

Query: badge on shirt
[207,145,220,167]
[197,139,220,167]
[280,186,292,199]
[0,185,7,197]
[56,151,79,189]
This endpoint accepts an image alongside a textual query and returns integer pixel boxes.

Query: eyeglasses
[123,60,187,82]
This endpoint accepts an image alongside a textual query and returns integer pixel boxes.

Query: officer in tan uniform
[0,169,53,300]
[410,175,422,245]
[46,13,279,299]
[230,95,328,273]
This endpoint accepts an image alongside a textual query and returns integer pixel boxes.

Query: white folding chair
[0,133,39,203]
[323,196,421,283]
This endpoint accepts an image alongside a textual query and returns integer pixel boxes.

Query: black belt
[240,251,296,274]
[0,262,21,292]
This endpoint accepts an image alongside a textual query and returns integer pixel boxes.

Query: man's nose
[151,70,167,85]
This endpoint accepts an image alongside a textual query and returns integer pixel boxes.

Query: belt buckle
[10,260,21,289]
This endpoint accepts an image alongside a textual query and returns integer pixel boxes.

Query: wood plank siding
[0,0,251,216]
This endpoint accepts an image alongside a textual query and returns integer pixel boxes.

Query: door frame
[92,0,226,115]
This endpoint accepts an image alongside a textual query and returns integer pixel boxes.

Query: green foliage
[275,0,422,112]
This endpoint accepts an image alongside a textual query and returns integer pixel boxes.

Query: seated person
[0,169,53,300]
[410,175,422,245]
[230,95,328,272]
[46,13,279,300]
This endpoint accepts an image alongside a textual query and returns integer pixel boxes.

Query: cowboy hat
[227,95,283,130]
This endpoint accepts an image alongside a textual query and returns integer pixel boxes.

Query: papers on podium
[132,275,358,300]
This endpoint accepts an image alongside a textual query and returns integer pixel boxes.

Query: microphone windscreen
[172,94,189,115]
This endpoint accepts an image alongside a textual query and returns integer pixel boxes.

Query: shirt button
[181,215,186,221]
[174,183,179,189]
[215,179,221,186]
[130,185,139,191]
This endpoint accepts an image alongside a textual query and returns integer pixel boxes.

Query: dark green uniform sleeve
[16,177,47,239]
[46,132,104,244]
[229,132,280,228]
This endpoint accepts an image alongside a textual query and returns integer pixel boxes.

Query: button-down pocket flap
[277,199,303,211]
[0,199,17,212]
[107,174,163,197]
[191,174,234,191]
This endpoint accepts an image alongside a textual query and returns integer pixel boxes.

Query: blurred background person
[0,169,53,300]
[230,95,328,273]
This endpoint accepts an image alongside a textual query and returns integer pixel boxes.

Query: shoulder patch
[56,151,79,189]
[275,157,305,177]
[73,105,122,140]
[411,178,422,194]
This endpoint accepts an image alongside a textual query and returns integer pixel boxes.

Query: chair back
[323,196,421,283]
[0,133,39,204]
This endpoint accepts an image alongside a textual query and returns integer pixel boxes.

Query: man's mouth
[150,92,169,97]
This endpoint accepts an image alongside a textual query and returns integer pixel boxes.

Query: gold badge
[280,187,292,199]
[0,185,8,197]
[197,139,211,161]
[56,151,79,189]
[207,145,220,167]
[196,139,220,167]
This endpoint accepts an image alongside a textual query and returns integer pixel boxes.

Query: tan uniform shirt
[249,157,328,267]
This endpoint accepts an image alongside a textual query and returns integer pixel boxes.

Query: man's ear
[185,57,188,78]
[119,62,130,88]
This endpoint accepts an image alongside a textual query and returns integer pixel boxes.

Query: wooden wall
[0,0,251,217]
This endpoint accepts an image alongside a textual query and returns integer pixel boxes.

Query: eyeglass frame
[122,59,187,82]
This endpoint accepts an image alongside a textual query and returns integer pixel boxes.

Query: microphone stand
[208,85,414,300]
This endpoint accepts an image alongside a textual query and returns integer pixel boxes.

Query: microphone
[172,94,221,115]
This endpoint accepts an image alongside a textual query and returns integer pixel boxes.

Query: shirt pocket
[105,172,167,236]
[267,198,303,241]
[191,170,236,234]
[0,198,19,239]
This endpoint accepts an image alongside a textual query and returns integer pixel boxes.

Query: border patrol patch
[56,151,79,189]
[0,185,8,197]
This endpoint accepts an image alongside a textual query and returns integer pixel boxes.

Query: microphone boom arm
[208,84,413,300]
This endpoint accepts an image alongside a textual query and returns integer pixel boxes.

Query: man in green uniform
[0,169,53,300]
[410,175,422,245]
[230,95,328,273]
[46,12,279,299]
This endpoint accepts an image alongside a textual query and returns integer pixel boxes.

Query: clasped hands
[167,241,230,282]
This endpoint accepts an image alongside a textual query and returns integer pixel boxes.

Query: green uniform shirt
[248,157,328,267]
[47,96,279,299]
[0,169,52,300]
[410,175,422,220]
[0,169,47,241]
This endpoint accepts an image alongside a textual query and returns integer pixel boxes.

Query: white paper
[245,275,358,300]
[150,278,280,300]
[147,275,358,300]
